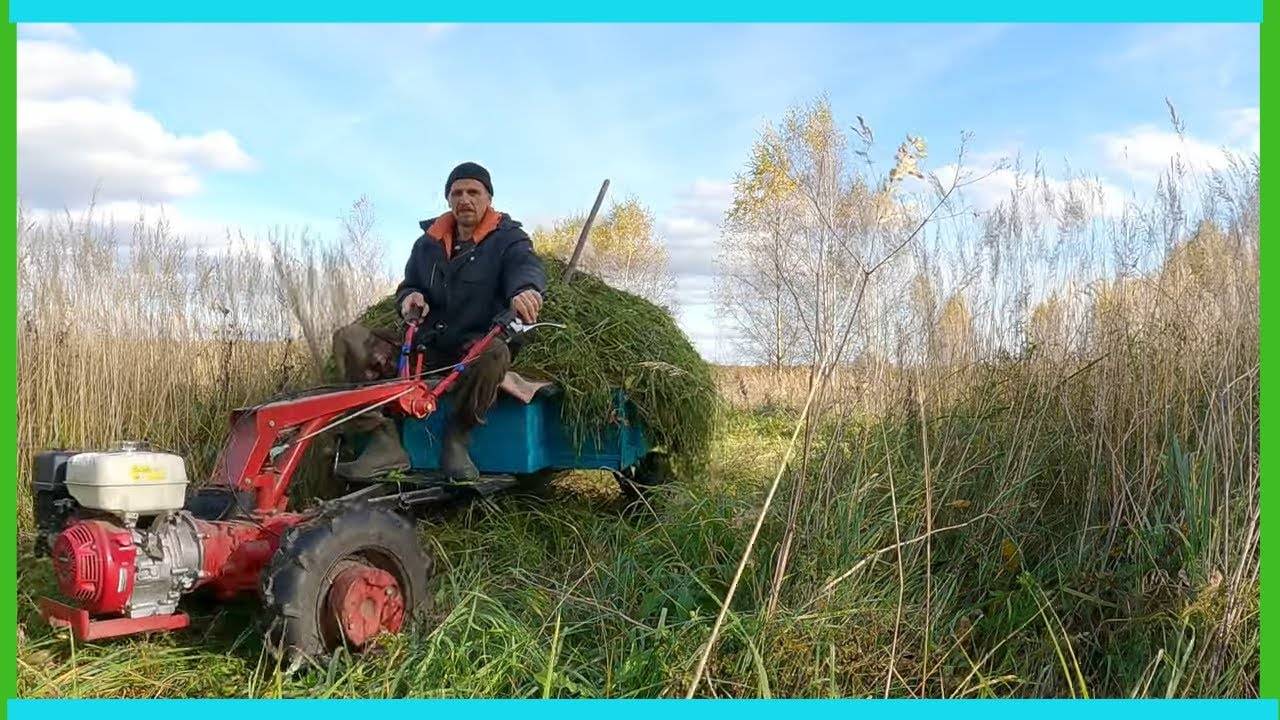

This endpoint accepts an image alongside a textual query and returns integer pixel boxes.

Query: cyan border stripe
[5,0,1266,22]
[4,1,1266,712]
[7,700,1280,716]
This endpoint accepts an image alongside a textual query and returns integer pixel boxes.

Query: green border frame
[1261,1,1274,701]
[4,8,17,710]
[0,10,1269,707]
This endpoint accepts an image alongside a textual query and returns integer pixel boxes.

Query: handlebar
[399,292,552,335]
[489,308,566,339]
[396,306,564,379]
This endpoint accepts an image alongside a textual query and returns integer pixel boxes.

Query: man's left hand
[511,289,543,323]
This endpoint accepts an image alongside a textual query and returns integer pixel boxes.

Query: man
[336,162,547,481]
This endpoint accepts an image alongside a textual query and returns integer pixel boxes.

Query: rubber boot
[335,415,410,480]
[440,422,479,480]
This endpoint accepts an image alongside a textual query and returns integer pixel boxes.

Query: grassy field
[16,356,1258,697]
[15,152,1259,697]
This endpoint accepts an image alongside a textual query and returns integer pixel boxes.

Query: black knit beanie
[445,162,494,197]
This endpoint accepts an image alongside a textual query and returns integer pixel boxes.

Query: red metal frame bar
[218,380,430,512]
[215,319,511,513]
[196,512,305,598]
[427,324,505,400]
[399,321,419,379]
[40,598,190,641]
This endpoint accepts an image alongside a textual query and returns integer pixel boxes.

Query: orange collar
[425,207,502,258]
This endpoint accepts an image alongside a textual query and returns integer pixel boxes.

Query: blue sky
[16,23,1260,360]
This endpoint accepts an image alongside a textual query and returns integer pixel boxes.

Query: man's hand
[511,289,543,323]
[401,292,427,321]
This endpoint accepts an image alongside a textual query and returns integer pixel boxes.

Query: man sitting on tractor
[336,162,547,481]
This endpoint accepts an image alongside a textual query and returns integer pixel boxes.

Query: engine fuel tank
[63,443,189,515]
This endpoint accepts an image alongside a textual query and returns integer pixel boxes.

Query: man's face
[447,178,491,227]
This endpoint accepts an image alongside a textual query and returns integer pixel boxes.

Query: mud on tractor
[29,309,668,668]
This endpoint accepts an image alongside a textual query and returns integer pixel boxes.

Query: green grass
[16,387,1257,698]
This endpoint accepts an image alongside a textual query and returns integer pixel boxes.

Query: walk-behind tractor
[30,309,668,667]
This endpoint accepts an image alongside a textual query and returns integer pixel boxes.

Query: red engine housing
[50,519,137,616]
[42,512,307,641]
[198,513,306,599]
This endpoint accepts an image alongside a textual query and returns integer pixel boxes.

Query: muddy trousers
[336,339,512,480]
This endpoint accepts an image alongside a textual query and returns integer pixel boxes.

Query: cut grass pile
[353,255,719,461]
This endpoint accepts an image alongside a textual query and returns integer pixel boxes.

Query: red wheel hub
[326,563,405,647]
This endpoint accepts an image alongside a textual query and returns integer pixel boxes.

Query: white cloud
[25,199,235,241]
[685,178,735,207]
[932,163,1127,217]
[659,178,732,279]
[927,111,1256,217]
[681,301,728,363]
[1097,122,1251,185]
[17,24,80,42]
[18,40,134,101]
[664,216,716,239]
[655,179,734,361]
[1100,126,1215,178]
[673,273,716,309]
[23,200,280,265]
[17,38,254,211]
[172,130,255,171]
[1224,107,1260,154]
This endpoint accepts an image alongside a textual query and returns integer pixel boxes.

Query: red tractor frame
[36,310,535,667]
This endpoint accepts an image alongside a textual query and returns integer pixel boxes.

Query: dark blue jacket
[394,208,546,358]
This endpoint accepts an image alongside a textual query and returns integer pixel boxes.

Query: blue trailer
[340,382,669,500]
[401,387,651,476]
[335,310,674,501]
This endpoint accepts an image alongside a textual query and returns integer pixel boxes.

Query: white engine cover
[64,444,189,515]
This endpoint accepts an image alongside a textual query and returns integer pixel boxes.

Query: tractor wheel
[513,468,562,497]
[614,450,675,507]
[617,451,673,497]
[260,505,434,670]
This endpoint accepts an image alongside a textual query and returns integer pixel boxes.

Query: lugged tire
[617,452,673,497]
[259,504,434,669]
[513,468,562,496]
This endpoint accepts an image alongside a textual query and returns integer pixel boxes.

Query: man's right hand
[401,292,427,321]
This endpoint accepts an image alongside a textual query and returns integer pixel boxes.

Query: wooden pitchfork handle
[563,179,609,283]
